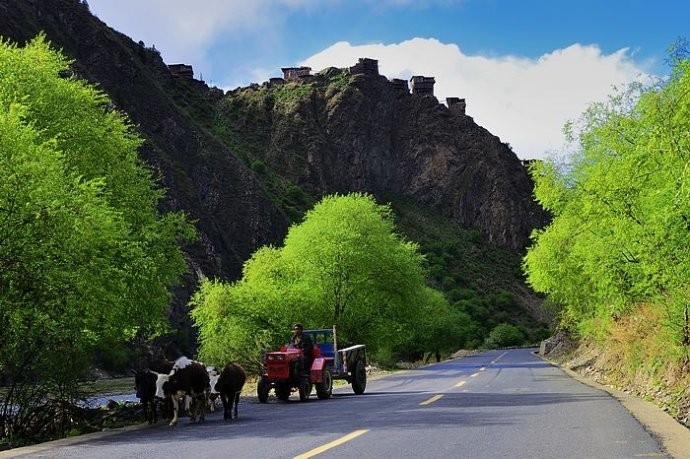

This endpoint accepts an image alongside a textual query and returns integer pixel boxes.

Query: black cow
[217,362,247,421]
[133,370,158,424]
[149,358,174,374]
[133,359,174,424]
[155,357,210,426]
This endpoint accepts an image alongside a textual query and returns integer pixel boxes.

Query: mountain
[0,0,549,352]
[214,64,546,251]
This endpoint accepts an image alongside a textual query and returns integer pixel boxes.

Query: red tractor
[257,326,367,403]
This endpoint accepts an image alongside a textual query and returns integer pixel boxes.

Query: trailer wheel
[298,376,312,402]
[257,376,270,403]
[351,360,367,395]
[316,369,333,399]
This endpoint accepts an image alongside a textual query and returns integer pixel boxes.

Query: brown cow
[216,362,247,421]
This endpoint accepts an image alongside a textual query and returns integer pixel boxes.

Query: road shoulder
[537,352,690,458]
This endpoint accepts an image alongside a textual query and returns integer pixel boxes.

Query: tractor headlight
[277,355,285,361]
[267,355,275,361]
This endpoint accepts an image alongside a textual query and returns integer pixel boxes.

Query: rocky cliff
[216,67,546,250]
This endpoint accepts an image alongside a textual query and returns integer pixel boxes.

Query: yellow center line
[454,380,466,387]
[470,372,479,377]
[294,429,370,459]
[480,367,486,371]
[420,394,444,405]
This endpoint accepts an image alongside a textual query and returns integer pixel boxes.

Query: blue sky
[87,0,688,160]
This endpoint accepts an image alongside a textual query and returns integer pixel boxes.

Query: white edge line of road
[536,352,690,458]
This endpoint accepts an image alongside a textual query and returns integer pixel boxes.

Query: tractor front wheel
[351,360,367,395]
[316,369,333,399]
[298,376,312,402]
[257,376,270,403]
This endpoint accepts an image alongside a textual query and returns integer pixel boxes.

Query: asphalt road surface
[6,348,671,458]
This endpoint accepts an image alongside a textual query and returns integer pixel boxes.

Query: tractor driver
[290,323,314,375]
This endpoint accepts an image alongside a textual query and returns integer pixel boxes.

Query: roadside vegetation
[0,35,194,446]
[523,41,690,427]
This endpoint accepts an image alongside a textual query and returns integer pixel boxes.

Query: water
[82,393,138,408]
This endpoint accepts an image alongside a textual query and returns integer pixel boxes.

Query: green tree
[0,35,193,442]
[523,52,690,354]
[192,193,457,367]
[483,323,525,349]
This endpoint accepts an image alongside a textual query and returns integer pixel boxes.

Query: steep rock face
[0,0,290,283]
[220,71,547,250]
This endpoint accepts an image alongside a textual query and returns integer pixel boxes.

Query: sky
[86,0,688,160]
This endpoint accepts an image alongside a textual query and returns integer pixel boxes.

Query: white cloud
[87,0,328,71]
[302,38,654,159]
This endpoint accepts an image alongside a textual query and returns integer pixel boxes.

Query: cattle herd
[133,357,247,426]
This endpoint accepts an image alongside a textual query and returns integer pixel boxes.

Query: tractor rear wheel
[257,376,270,403]
[298,376,312,402]
[316,369,333,399]
[351,360,367,395]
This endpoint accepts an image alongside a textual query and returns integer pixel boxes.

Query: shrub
[484,323,525,348]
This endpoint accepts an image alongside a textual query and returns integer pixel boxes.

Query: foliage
[524,53,690,360]
[211,87,315,222]
[273,81,314,111]
[0,35,193,443]
[326,71,351,91]
[483,323,525,349]
[191,193,461,368]
[390,197,549,349]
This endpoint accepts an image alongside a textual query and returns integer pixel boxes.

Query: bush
[371,347,396,369]
[484,323,525,348]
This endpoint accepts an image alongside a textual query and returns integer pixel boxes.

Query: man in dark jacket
[290,323,313,375]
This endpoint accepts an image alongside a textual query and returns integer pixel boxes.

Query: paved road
[6,349,670,458]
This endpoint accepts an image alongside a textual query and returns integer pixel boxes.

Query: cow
[133,359,174,424]
[155,356,210,426]
[207,366,221,412]
[133,369,159,424]
[216,362,247,421]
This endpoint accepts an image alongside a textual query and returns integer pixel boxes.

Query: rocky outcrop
[221,69,547,250]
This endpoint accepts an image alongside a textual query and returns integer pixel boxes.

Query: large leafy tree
[523,51,690,358]
[0,35,193,440]
[192,193,457,368]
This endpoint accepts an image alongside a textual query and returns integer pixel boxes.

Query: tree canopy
[523,51,690,358]
[191,193,460,368]
[0,35,194,440]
